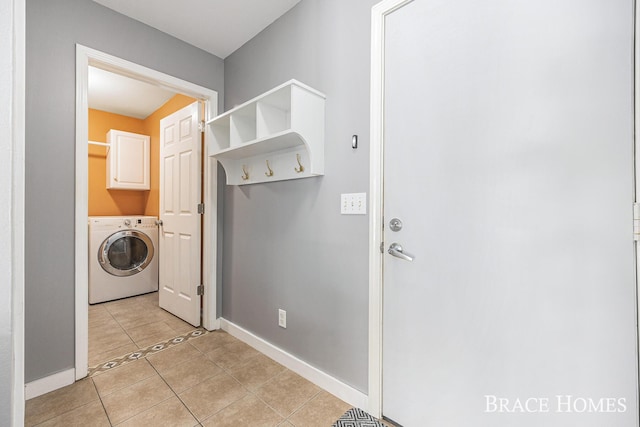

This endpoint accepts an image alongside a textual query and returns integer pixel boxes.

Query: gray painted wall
[223,0,377,392]
[25,0,224,382]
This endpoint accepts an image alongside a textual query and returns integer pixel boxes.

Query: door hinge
[198,120,205,133]
[634,203,640,241]
[197,285,204,296]
[197,203,205,214]
[380,241,384,253]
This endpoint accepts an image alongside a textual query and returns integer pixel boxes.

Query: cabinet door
[107,130,150,190]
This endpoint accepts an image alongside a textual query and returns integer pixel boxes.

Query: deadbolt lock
[389,218,403,232]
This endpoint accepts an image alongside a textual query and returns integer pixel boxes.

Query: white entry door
[380,1,637,426]
[159,101,202,326]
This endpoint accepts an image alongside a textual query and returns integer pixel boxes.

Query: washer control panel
[124,217,157,229]
[88,216,157,230]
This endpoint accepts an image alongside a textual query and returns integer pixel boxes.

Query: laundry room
[87,66,197,217]
[86,66,201,366]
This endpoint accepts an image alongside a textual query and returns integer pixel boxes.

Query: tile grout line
[93,359,158,398]
[111,298,199,350]
[90,376,115,427]
[198,343,326,424]
[88,307,125,361]
[284,391,324,423]
[200,374,252,424]
[226,356,327,423]
[146,360,195,419]
[95,337,267,425]
[95,302,143,362]
[205,353,322,424]
[96,353,187,425]
[245,369,297,421]
[145,342,244,425]
[150,338,283,425]
[106,301,162,347]
[189,344,270,423]
[102,296,164,329]
[94,298,181,427]
[110,393,176,426]
[28,380,113,427]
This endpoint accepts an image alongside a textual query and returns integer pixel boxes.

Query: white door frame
[368,0,640,420]
[367,0,413,417]
[634,0,640,411]
[7,0,26,424]
[75,45,219,380]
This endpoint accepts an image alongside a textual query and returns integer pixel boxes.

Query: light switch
[341,193,367,215]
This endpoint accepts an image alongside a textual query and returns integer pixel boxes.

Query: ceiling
[88,67,177,119]
[92,0,302,59]
[88,0,301,118]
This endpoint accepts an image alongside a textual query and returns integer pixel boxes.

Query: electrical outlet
[341,193,367,215]
[278,309,287,328]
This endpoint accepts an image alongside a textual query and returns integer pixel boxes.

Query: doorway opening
[75,45,220,380]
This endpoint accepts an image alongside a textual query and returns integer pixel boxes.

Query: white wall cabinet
[106,129,150,190]
[208,80,325,185]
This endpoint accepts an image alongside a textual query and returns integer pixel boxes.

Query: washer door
[98,230,154,277]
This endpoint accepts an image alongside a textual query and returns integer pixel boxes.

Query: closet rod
[88,141,110,147]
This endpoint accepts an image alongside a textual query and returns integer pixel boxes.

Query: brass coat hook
[241,165,249,181]
[294,153,305,173]
[265,160,274,177]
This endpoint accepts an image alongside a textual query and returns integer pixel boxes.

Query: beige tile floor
[25,292,355,426]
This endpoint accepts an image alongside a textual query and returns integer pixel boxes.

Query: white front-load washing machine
[88,216,159,304]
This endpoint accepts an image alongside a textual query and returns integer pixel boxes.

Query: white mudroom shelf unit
[207,80,326,185]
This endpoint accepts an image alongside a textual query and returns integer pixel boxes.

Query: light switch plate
[341,193,367,215]
[278,309,286,328]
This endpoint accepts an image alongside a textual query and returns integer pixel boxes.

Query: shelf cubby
[230,104,257,146]
[209,114,231,152]
[256,85,291,137]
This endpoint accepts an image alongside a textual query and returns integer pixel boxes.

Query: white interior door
[381,1,637,426]
[159,101,202,326]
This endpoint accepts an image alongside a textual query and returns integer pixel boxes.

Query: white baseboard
[220,318,368,410]
[204,317,221,331]
[25,368,75,400]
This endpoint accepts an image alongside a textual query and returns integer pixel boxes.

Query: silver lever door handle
[388,243,415,262]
